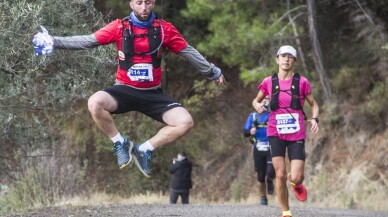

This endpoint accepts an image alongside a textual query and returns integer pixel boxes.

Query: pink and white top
[258,74,312,141]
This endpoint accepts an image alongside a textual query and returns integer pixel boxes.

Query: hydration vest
[119,16,162,70]
[269,73,306,119]
[251,113,268,129]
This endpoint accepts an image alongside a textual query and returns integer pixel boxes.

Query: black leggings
[253,147,275,183]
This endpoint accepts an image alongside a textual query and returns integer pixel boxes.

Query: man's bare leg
[88,91,133,169]
[87,91,120,138]
[132,106,194,177]
[149,107,194,148]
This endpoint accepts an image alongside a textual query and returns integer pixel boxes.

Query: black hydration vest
[269,73,307,119]
[119,16,162,70]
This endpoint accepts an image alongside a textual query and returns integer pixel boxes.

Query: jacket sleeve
[169,162,180,174]
[53,34,100,50]
[243,113,254,137]
[177,45,221,80]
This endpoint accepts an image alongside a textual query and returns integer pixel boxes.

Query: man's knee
[181,117,194,132]
[87,95,98,113]
[87,94,105,117]
[87,91,116,116]
[172,111,194,133]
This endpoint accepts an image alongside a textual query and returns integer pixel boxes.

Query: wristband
[312,117,319,124]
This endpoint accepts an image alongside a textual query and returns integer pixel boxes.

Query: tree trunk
[306,0,332,102]
[287,0,308,75]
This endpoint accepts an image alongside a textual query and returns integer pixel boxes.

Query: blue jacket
[243,112,269,142]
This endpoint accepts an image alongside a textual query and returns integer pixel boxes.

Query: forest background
[0,0,387,214]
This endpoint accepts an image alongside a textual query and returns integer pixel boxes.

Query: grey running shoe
[260,196,268,205]
[112,137,133,169]
[132,144,152,177]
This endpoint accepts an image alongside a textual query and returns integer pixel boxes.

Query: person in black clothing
[169,152,193,204]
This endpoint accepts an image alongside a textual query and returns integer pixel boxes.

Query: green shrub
[0,0,107,212]
[365,81,387,116]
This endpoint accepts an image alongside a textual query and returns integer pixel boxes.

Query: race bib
[256,141,270,152]
[128,64,153,82]
[276,113,300,134]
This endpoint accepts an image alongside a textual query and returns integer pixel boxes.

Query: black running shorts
[268,136,306,161]
[103,85,182,123]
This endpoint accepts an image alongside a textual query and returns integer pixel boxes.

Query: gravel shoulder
[4,204,388,217]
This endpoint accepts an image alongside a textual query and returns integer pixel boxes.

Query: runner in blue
[243,96,275,205]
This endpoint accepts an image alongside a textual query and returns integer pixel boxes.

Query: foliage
[239,65,277,86]
[182,0,305,74]
[0,0,113,211]
[365,81,388,116]
[1,155,86,213]
[1,0,388,214]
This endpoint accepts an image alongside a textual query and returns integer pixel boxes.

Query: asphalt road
[4,204,388,217]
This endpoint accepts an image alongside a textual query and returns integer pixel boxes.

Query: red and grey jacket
[52,17,221,89]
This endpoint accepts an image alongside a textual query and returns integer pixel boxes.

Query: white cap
[277,45,297,59]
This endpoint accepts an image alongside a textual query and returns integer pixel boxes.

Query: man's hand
[213,73,226,85]
[32,26,54,55]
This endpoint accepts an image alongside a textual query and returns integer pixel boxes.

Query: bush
[0,0,111,213]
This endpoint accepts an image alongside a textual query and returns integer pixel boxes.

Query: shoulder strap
[290,73,307,120]
[147,20,162,68]
[119,17,134,70]
[251,113,258,128]
[269,73,279,111]
[290,73,301,110]
[255,112,269,128]
[122,17,134,54]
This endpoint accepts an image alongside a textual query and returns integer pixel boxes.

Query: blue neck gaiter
[130,11,155,28]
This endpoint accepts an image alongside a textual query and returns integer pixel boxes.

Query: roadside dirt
[4,204,388,217]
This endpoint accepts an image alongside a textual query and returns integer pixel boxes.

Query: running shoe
[288,173,307,201]
[291,183,307,201]
[112,137,133,169]
[260,196,268,205]
[132,144,152,177]
[267,179,274,195]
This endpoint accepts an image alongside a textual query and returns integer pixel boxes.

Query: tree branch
[272,5,307,27]
[354,0,374,25]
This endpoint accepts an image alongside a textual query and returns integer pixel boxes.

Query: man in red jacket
[33,0,226,178]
